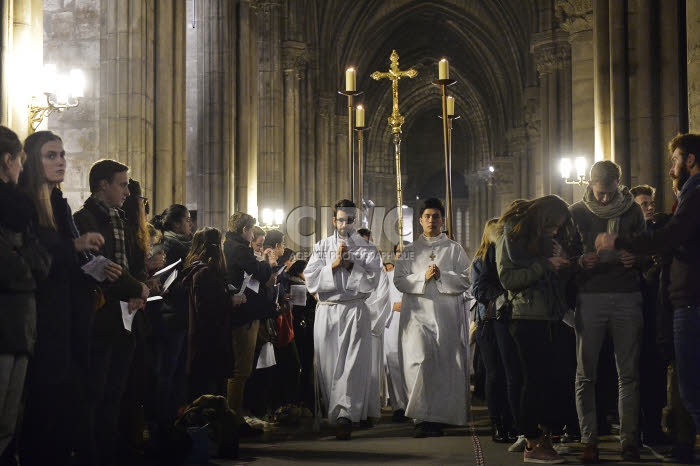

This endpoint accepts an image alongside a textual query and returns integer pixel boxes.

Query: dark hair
[630,184,656,199]
[288,259,307,278]
[497,194,573,254]
[589,160,621,186]
[279,247,296,264]
[357,228,371,239]
[123,179,149,254]
[669,133,700,162]
[152,204,189,232]
[18,130,62,228]
[0,126,23,166]
[418,197,445,217]
[228,211,256,234]
[185,227,224,274]
[89,159,129,193]
[392,241,409,255]
[333,199,356,217]
[263,229,284,248]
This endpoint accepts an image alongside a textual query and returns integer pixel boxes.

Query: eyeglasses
[335,216,356,225]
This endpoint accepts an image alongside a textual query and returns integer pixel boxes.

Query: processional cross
[371,50,417,251]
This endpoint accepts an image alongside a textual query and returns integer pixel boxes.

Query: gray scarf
[581,185,635,233]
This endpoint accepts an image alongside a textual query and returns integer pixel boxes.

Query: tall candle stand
[338,89,363,203]
[432,77,457,238]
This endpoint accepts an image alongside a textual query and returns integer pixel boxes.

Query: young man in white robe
[394,197,471,437]
[384,244,409,422]
[304,200,383,439]
[358,228,392,425]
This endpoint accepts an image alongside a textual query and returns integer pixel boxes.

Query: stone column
[593,0,611,162]
[608,0,630,181]
[99,0,155,197]
[5,0,43,139]
[531,30,572,197]
[282,40,309,226]
[195,0,235,230]
[154,0,186,214]
[253,0,284,219]
[557,0,594,202]
[689,0,700,132]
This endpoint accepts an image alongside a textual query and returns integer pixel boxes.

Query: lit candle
[356,105,365,128]
[345,67,356,92]
[439,58,449,80]
[447,96,455,116]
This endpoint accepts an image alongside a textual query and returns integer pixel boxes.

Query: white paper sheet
[562,309,575,328]
[256,342,276,369]
[152,258,182,277]
[290,285,307,306]
[246,274,259,294]
[162,269,178,292]
[146,295,163,302]
[120,301,136,332]
[81,255,113,282]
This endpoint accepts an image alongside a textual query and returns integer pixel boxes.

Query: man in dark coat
[73,159,148,466]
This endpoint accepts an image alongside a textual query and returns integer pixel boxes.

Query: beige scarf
[581,185,635,233]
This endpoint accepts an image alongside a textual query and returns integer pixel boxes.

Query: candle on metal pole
[432,58,457,239]
[339,67,363,203]
[355,105,370,227]
[371,50,418,251]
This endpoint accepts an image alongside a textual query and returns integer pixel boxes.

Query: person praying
[394,197,471,438]
[303,199,383,440]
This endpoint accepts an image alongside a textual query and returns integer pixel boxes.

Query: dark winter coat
[0,180,50,355]
[223,231,275,326]
[73,197,144,340]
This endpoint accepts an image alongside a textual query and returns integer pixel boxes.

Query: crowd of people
[1,124,699,466]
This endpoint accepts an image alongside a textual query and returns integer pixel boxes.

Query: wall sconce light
[261,208,284,230]
[560,156,588,185]
[28,65,85,132]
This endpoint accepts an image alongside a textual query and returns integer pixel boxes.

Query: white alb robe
[365,268,391,419]
[384,269,408,411]
[304,231,382,423]
[394,233,471,426]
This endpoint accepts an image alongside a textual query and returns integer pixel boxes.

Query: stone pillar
[689,0,700,132]
[531,30,572,197]
[315,94,335,239]
[154,0,186,214]
[608,0,630,180]
[99,0,155,197]
[557,0,594,202]
[195,0,235,230]
[4,0,43,139]
[253,0,284,219]
[282,40,308,227]
[593,0,611,162]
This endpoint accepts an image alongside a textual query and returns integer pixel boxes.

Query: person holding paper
[17,131,123,466]
[73,159,149,466]
[303,199,383,440]
[394,198,471,438]
[223,212,276,433]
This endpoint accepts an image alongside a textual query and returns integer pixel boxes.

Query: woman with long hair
[17,130,119,466]
[495,195,575,464]
[470,218,519,445]
[151,204,192,267]
[181,227,244,401]
[0,126,50,465]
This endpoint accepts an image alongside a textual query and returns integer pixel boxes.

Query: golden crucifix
[371,50,418,134]
[371,50,417,251]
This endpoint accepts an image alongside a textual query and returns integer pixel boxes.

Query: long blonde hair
[19,131,62,229]
[473,218,499,262]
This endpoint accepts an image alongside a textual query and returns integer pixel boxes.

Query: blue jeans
[673,305,700,431]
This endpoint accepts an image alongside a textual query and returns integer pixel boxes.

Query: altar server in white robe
[358,228,392,423]
[394,197,471,437]
[384,244,409,421]
[304,200,382,440]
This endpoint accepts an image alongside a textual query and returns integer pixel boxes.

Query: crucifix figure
[429,249,436,262]
[371,50,418,135]
[371,50,417,252]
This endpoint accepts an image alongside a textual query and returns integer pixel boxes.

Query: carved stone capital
[531,31,571,75]
[555,0,593,35]
[250,0,281,18]
[282,40,310,75]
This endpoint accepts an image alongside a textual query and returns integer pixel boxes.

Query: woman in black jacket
[223,212,275,423]
[0,126,50,464]
[17,130,114,466]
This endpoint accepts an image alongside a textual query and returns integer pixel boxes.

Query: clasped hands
[425,263,441,281]
[584,233,636,269]
[332,241,354,271]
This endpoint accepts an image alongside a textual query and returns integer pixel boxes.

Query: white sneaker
[509,435,528,453]
[553,443,572,455]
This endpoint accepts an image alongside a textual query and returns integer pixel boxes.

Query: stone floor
[205,405,696,465]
